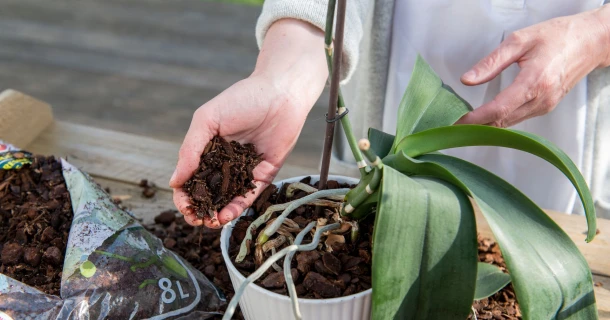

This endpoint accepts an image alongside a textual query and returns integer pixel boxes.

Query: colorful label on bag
[0,140,32,170]
[0,151,32,170]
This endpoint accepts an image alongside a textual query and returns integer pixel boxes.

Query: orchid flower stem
[323,0,366,177]
[258,189,349,245]
[223,223,341,320]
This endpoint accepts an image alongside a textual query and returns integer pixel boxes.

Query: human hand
[170,19,328,228]
[458,5,610,127]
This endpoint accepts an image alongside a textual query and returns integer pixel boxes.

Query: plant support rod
[319,0,348,190]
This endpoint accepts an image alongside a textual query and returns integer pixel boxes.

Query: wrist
[251,19,328,110]
[593,4,610,68]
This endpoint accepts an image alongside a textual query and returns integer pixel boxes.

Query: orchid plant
[223,0,599,319]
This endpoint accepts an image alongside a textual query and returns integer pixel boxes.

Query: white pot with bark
[220,175,372,320]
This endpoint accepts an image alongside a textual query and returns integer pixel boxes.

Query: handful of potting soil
[0,141,225,319]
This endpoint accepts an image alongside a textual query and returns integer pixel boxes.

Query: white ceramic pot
[220,175,372,320]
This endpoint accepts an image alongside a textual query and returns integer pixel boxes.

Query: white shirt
[384,0,604,213]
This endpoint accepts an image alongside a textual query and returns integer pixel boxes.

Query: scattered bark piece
[296,251,320,274]
[322,253,341,275]
[261,272,286,289]
[1,243,23,265]
[154,210,177,225]
[43,246,63,266]
[302,272,341,298]
[139,179,157,199]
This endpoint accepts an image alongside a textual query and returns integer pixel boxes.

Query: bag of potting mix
[0,141,225,319]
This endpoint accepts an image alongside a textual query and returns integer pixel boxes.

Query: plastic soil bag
[0,145,225,319]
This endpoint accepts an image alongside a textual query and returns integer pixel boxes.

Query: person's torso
[384,0,603,213]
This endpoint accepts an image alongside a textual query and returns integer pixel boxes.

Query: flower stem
[319,0,346,190]
[322,0,366,176]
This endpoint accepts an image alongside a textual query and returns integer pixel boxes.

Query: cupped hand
[170,76,308,228]
[170,19,328,228]
[458,6,610,127]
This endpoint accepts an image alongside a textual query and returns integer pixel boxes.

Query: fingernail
[170,168,177,185]
[462,70,477,81]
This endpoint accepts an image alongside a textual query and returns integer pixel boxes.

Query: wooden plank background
[27,121,317,191]
[0,0,328,170]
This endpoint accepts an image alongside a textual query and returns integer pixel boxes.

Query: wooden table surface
[28,123,610,319]
[2,91,609,318]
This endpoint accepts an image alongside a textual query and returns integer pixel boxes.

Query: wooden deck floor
[0,0,326,170]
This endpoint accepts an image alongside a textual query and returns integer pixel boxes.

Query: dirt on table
[0,155,73,296]
[139,179,157,199]
[183,136,262,219]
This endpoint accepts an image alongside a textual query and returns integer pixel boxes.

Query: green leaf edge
[474,262,511,300]
[372,166,477,319]
[395,124,597,242]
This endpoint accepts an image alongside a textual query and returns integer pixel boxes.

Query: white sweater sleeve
[255,0,370,82]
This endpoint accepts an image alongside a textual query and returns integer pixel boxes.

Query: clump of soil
[145,210,244,320]
[228,177,372,299]
[469,236,522,319]
[139,179,157,198]
[183,136,261,219]
[0,155,73,296]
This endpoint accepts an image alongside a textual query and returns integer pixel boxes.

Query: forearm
[251,19,328,114]
[256,0,372,83]
[593,4,610,68]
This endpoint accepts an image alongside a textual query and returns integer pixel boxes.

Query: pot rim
[220,174,372,304]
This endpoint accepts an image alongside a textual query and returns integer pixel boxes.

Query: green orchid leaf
[390,55,473,153]
[385,152,598,319]
[395,124,597,242]
[368,128,395,159]
[474,262,511,300]
[372,166,477,319]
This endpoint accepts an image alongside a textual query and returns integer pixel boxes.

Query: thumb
[170,109,217,188]
[461,33,531,86]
